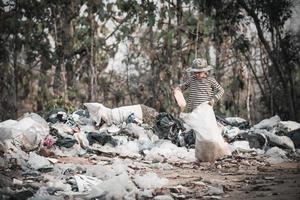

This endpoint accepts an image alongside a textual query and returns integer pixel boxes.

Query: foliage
[44,97,76,115]
[0,0,300,122]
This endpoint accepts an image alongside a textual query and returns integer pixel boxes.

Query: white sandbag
[180,102,231,162]
[173,88,186,109]
[84,103,143,126]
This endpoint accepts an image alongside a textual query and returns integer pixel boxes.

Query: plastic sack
[180,102,231,162]
[84,103,103,126]
[174,88,187,109]
[0,114,49,152]
[154,112,184,140]
[84,103,143,126]
[111,105,142,125]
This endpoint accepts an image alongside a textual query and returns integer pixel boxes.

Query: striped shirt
[180,75,224,111]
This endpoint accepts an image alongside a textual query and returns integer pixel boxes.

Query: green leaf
[148,14,155,27]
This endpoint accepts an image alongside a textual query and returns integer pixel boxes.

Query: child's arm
[177,78,191,91]
[209,77,224,105]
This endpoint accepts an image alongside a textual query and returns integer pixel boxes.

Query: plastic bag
[154,112,184,140]
[111,105,143,125]
[180,102,231,162]
[84,103,143,126]
[84,103,104,126]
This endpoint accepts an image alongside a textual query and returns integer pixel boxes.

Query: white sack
[14,117,49,151]
[83,103,103,125]
[111,105,142,125]
[0,120,18,141]
[84,103,143,125]
[277,121,300,132]
[254,115,281,129]
[0,114,49,151]
[180,102,231,162]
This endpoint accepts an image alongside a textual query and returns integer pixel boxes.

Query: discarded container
[173,88,187,109]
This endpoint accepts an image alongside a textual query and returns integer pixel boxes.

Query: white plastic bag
[2,115,49,151]
[180,102,231,162]
[111,105,143,125]
[84,103,104,126]
[84,103,143,126]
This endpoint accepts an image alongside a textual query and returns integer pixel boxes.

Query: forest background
[1,0,300,124]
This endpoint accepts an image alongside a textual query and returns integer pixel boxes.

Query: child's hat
[187,58,213,72]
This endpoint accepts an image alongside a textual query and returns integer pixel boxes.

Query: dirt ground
[149,156,300,199]
[1,152,299,199]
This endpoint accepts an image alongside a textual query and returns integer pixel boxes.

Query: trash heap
[223,115,300,164]
[0,104,299,199]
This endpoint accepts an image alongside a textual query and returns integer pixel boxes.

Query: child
[174,58,224,112]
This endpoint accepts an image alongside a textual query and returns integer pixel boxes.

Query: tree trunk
[246,73,251,124]
[49,65,56,96]
[90,18,96,101]
[214,10,222,81]
[61,56,68,100]
[238,0,295,120]
[12,33,18,118]
[150,26,157,108]
[176,0,183,79]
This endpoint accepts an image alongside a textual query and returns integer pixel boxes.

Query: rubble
[0,105,299,199]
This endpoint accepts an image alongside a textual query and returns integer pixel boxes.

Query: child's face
[194,71,207,79]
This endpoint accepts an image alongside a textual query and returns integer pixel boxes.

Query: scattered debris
[0,105,299,199]
[134,172,168,189]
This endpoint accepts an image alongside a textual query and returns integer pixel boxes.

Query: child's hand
[173,86,181,92]
[208,99,215,106]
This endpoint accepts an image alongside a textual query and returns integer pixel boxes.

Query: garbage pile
[0,103,299,199]
[223,115,300,164]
